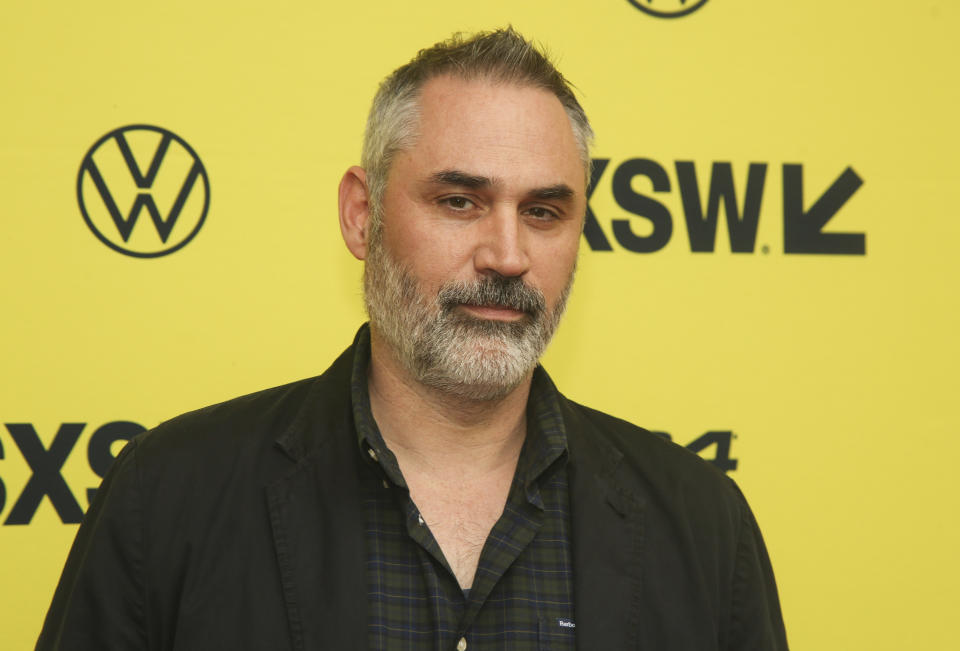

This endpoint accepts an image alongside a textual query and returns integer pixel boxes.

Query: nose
[472,205,530,278]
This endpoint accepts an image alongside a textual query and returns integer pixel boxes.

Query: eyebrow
[529,184,575,201]
[428,169,576,202]
[429,170,493,189]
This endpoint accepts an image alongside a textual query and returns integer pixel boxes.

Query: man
[38,29,787,650]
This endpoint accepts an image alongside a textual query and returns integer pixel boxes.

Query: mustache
[437,275,546,316]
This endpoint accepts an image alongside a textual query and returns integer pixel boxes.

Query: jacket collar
[273,328,363,462]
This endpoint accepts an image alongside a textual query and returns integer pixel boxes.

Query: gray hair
[361,27,594,239]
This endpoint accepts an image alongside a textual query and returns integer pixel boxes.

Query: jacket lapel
[265,348,368,651]
[567,409,644,650]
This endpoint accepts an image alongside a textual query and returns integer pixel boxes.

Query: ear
[339,166,371,260]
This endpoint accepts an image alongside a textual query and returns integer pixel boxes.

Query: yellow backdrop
[2,1,958,648]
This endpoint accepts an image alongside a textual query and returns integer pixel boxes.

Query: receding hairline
[381,71,589,175]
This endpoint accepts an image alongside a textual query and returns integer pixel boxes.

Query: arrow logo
[783,165,865,255]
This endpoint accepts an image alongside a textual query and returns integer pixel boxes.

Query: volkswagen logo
[77,125,210,258]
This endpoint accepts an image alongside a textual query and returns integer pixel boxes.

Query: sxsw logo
[0,421,146,524]
[584,158,865,255]
[77,125,210,258]
[627,0,710,18]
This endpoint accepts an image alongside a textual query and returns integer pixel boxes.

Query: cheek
[539,245,579,302]
[387,227,472,288]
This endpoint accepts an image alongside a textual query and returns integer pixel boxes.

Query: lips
[465,300,527,311]
[459,303,528,320]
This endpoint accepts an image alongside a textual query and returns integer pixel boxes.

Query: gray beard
[363,238,574,401]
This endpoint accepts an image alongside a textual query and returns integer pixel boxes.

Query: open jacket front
[38,335,787,650]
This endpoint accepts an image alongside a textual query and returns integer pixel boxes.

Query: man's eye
[526,206,558,220]
[441,196,474,210]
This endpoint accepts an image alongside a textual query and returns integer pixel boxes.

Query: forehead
[399,75,585,191]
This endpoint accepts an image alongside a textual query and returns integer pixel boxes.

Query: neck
[366,328,532,478]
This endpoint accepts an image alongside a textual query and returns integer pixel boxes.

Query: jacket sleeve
[728,482,789,651]
[36,438,148,650]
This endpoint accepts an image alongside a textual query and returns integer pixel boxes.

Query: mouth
[457,302,529,322]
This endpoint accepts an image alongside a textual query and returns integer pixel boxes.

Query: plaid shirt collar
[349,323,569,496]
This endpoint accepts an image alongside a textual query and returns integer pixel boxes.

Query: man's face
[364,75,586,400]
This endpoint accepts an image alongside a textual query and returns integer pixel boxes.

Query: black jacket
[38,338,787,650]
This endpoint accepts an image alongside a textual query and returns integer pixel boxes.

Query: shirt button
[367,448,379,462]
[456,637,467,651]
[417,513,425,526]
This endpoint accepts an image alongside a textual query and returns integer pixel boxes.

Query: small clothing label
[557,618,576,629]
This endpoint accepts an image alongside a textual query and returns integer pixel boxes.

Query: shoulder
[130,341,357,484]
[561,396,749,532]
[562,397,727,483]
[85,343,359,564]
[135,376,315,467]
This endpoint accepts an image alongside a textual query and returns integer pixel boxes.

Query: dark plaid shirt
[350,327,575,651]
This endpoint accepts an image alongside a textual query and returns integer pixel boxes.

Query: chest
[362,463,577,651]
[407,471,514,588]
